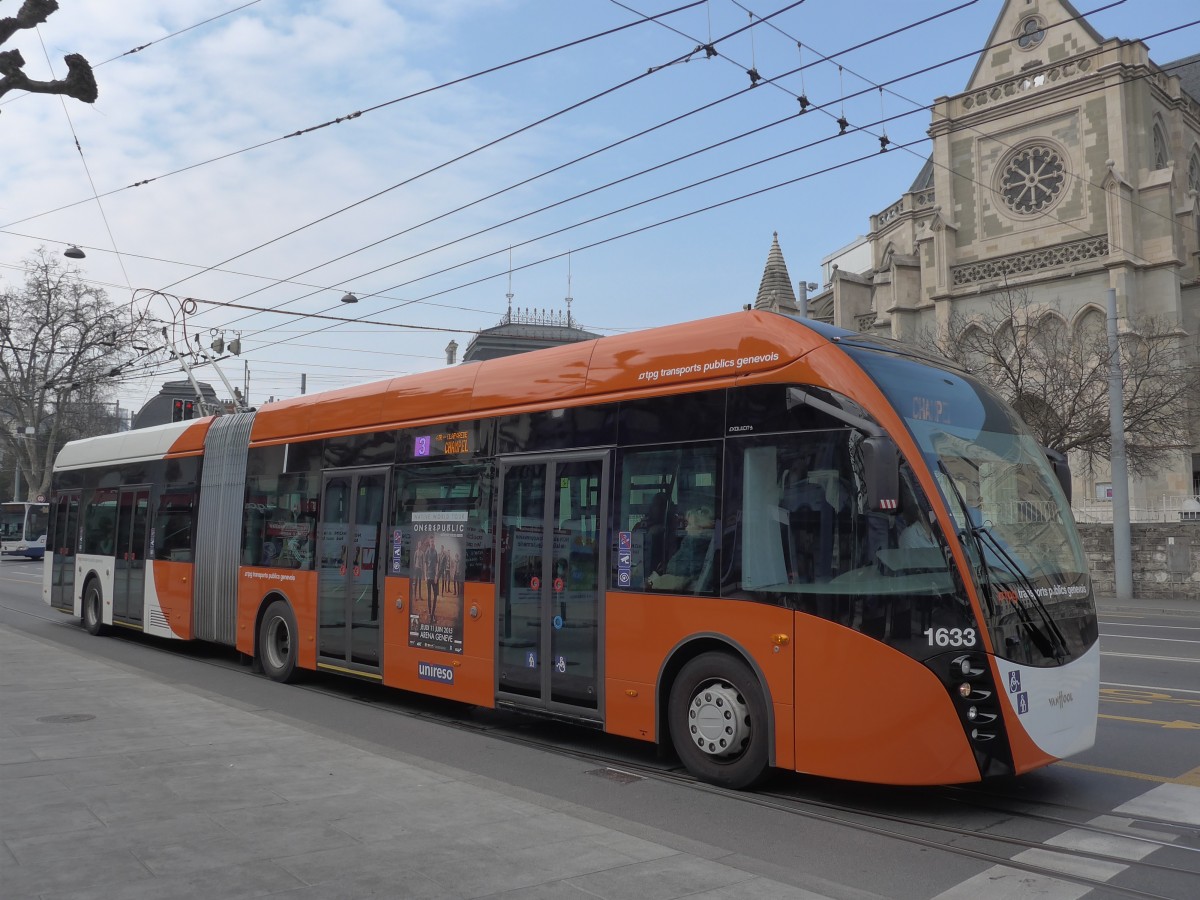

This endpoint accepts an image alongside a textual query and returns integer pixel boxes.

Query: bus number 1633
[925,627,977,648]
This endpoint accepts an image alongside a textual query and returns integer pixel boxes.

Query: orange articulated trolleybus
[44,311,1098,789]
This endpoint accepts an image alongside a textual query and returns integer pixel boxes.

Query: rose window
[999,145,1066,215]
[1017,17,1045,50]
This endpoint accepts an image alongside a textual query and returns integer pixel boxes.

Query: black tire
[258,599,299,683]
[668,651,771,790]
[82,580,107,636]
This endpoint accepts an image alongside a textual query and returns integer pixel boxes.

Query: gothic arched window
[998,143,1067,215]
[1152,121,1169,170]
[1189,151,1200,195]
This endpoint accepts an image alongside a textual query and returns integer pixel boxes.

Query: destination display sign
[413,429,472,458]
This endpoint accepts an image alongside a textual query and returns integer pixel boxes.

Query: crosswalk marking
[1115,782,1200,826]
[931,782,1198,899]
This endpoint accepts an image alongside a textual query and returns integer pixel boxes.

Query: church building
[804,0,1200,504]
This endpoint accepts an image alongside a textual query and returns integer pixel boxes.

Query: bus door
[49,492,81,611]
[317,468,388,673]
[496,453,607,719]
[113,487,151,623]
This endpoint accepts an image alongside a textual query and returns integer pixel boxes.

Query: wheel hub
[688,680,750,758]
[265,618,291,668]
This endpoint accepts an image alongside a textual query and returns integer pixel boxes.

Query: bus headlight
[958,683,972,698]
[967,706,978,721]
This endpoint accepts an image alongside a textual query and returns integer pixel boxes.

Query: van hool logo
[418,661,454,684]
[1048,691,1074,710]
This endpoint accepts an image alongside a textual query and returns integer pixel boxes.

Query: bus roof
[55,311,840,468]
[248,310,825,444]
[55,418,207,472]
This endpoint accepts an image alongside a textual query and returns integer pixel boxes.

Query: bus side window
[725,431,859,600]
[614,444,720,594]
[154,488,196,562]
[83,489,117,556]
[243,473,317,569]
[392,461,495,582]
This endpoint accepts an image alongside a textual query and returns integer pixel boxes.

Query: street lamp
[64,246,86,259]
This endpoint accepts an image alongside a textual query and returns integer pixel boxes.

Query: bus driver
[645,505,715,592]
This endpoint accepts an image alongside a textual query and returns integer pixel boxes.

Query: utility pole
[1106,287,1133,602]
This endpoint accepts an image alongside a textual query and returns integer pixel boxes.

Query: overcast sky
[2,0,1197,414]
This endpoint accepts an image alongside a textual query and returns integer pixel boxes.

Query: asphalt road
[3,554,1198,899]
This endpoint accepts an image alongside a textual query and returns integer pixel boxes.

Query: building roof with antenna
[461,306,599,363]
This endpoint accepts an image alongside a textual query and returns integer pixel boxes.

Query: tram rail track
[5,600,1198,899]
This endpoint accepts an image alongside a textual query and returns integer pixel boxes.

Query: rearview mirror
[1043,446,1072,503]
[863,436,900,512]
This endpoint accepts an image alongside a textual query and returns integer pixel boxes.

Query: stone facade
[811,0,1200,505]
[1079,522,1200,599]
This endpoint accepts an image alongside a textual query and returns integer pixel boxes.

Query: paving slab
[0,625,836,899]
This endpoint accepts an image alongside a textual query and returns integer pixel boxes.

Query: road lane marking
[1103,681,1200,696]
[1101,688,1200,708]
[1098,713,1200,730]
[1056,761,1200,786]
[1102,651,1200,664]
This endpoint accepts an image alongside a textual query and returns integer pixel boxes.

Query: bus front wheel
[82,581,107,636]
[668,652,770,790]
[258,599,299,683]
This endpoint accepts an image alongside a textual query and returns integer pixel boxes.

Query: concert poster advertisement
[408,511,467,654]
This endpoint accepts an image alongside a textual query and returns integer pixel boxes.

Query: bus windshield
[842,343,1095,665]
[2,501,49,555]
[0,503,26,540]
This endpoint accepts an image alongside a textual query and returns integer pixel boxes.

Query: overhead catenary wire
[8,6,1193,335]
[230,136,932,359]
[9,3,1200,400]
[236,17,1200,366]
[148,0,807,298]
[2,0,1015,330]
[618,0,1200,269]
[0,0,708,232]
[233,12,1200,349]
[193,0,989,335]
[9,9,1190,367]
[0,0,265,110]
[34,29,137,316]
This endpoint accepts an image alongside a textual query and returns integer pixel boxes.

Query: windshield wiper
[974,527,1069,663]
[936,461,1063,661]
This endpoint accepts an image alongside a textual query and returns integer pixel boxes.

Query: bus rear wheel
[82,581,107,636]
[668,652,770,790]
[258,599,299,683]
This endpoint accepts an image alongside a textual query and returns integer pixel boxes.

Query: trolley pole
[1106,287,1133,602]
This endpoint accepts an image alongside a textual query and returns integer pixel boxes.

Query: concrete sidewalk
[1094,594,1200,615]
[0,625,835,900]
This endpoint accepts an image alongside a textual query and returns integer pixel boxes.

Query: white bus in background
[1,501,49,560]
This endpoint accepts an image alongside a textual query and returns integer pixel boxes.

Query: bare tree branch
[1,249,153,499]
[0,1,96,103]
[916,286,1194,476]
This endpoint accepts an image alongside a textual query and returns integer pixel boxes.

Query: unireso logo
[418,662,454,684]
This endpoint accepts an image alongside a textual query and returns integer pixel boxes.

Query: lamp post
[12,426,34,501]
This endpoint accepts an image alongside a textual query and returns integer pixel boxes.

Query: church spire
[754,232,799,312]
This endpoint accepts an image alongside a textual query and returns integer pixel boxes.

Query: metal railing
[1071,494,1200,525]
[969,496,1200,526]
